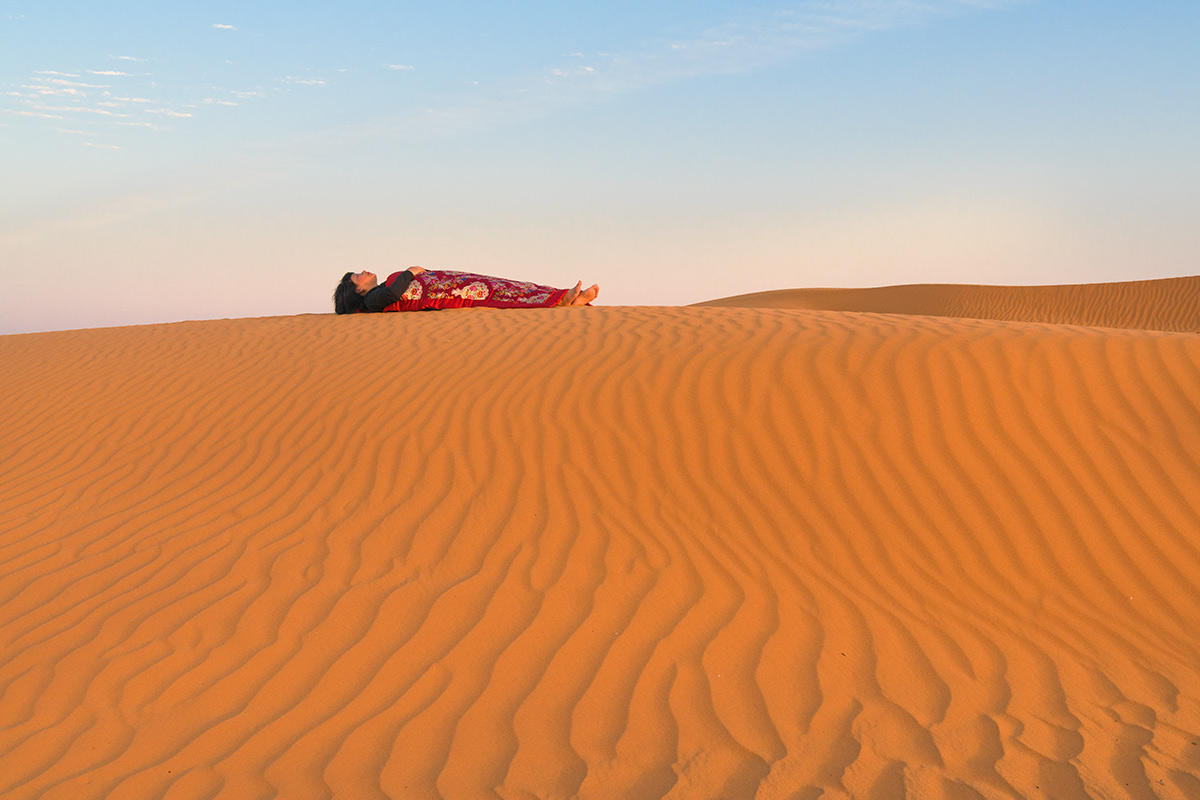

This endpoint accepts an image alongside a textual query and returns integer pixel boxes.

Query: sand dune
[2,282,1200,798]
[695,274,1200,333]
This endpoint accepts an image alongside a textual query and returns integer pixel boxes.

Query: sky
[2,0,1198,334]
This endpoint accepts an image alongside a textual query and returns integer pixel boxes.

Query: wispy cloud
[4,108,64,119]
[21,84,84,97]
[33,105,131,117]
[117,120,169,130]
[44,78,109,89]
[3,0,1023,152]
[281,75,326,86]
[2,51,241,144]
[366,0,1023,140]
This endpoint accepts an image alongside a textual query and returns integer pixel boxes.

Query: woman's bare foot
[559,281,582,306]
[571,284,599,306]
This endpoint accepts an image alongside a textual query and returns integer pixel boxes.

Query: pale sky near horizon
[2,1,1198,334]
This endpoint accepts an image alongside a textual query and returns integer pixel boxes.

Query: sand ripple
[2,298,1200,798]
[697,274,1200,333]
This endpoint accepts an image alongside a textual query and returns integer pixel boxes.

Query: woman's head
[332,270,379,314]
[333,272,364,314]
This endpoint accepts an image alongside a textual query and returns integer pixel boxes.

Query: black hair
[333,272,367,314]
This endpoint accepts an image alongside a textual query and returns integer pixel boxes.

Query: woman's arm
[386,267,423,298]
[363,268,421,311]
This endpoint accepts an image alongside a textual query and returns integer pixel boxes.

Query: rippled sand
[696,275,1200,332]
[2,277,1199,798]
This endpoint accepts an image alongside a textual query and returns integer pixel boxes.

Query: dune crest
[2,295,1200,798]
[696,274,1200,332]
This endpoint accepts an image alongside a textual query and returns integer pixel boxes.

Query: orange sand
[2,278,1200,799]
[696,275,1200,332]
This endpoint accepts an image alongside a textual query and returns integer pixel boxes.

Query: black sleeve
[363,270,414,312]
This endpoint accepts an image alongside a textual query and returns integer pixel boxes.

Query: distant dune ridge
[2,277,1200,799]
[696,274,1200,332]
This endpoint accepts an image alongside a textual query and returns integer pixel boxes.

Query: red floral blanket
[381,270,567,312]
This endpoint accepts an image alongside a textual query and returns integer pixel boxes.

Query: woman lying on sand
[333,267,599,314]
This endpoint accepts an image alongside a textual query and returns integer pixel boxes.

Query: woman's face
[351,271,378,294]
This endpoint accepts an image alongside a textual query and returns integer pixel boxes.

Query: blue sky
[2,1,1198,333]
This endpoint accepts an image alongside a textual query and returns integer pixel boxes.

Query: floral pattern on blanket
[385,270,564,311]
